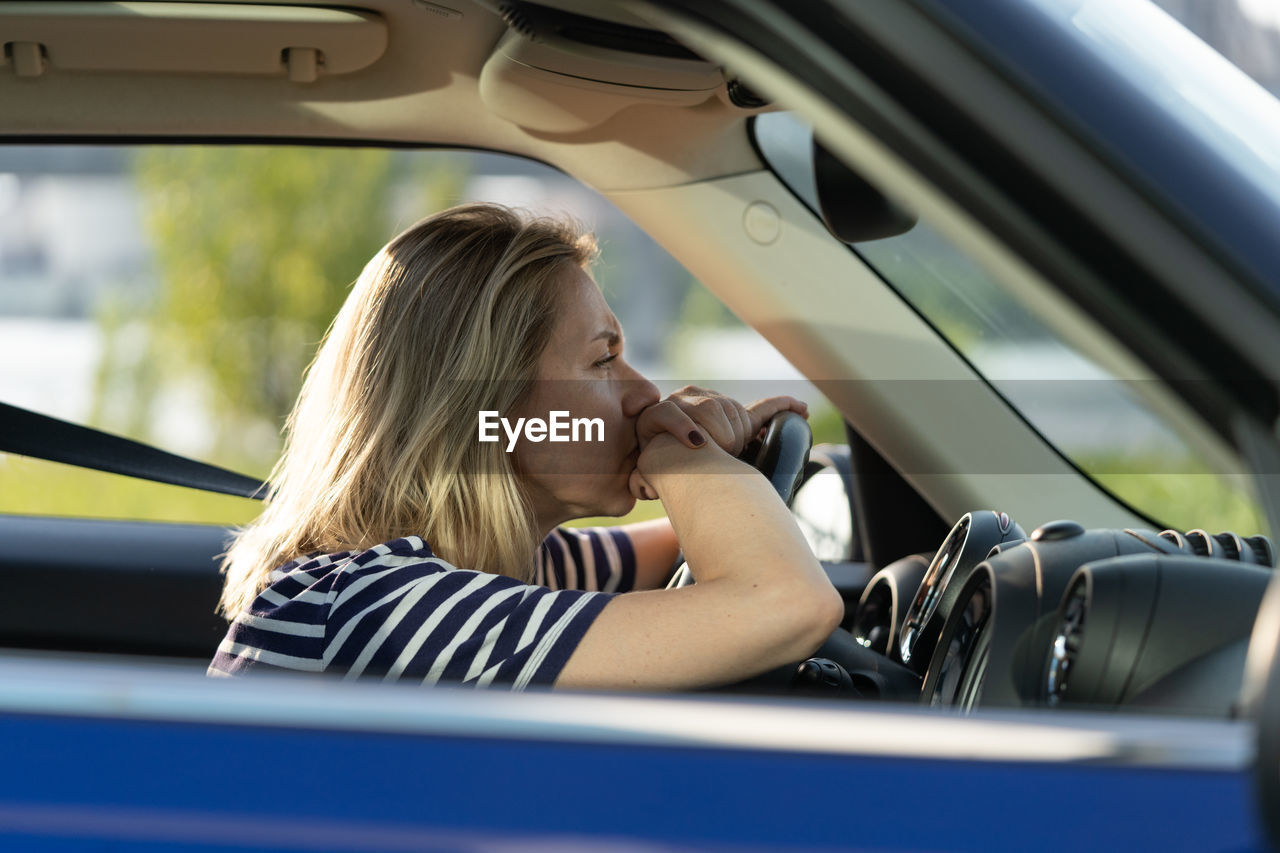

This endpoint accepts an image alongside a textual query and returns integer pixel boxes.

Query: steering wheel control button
[792,658,856,693]
[743,201,781,245]
[1032,520,1085,541]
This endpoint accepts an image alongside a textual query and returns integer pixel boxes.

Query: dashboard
[855,514,1272,715]
[793,448,1275,716]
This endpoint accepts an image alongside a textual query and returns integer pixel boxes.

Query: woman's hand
[629,387,808,500]
[635,386,808,456]
[563,404,842,691]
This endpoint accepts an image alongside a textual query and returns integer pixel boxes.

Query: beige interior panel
[0,0,761,191]
[478,39,717,133]
[0,2,386,79]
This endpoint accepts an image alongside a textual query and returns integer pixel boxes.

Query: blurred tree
[93,147,465,473]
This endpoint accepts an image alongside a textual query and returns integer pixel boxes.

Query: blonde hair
[218,203,597,618]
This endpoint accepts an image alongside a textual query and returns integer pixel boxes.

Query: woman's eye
[594,353,618,369]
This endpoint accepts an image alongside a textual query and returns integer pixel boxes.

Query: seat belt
[0,402,266,500]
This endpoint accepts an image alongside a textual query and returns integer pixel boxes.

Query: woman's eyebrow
[590,330,620,347]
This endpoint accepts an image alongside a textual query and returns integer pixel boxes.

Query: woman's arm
[556,435,843,690]
[622,517,680,591]
[618,387,808,592]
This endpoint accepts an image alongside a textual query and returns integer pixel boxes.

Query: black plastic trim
[0,516,230,659]
[845,421,949,571]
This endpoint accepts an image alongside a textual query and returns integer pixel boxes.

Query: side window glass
[0,144,846,526]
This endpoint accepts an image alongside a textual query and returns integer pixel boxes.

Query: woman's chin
[603,492,637,518]
[562,489,635,522]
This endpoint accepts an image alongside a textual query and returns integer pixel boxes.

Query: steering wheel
[659,411,920,698]
[666,411,813,589]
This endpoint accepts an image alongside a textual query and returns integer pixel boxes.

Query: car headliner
[0,0,762,192]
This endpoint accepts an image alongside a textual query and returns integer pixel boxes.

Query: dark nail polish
[689,430,706,446]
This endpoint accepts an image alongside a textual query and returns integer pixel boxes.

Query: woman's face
[512,265,660,529]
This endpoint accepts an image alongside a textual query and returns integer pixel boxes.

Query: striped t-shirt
[208,526,636,689]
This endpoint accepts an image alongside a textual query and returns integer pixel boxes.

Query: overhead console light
[0,2,386,82]
[479,2,722,132]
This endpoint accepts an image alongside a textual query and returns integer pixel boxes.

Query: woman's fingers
[629,468,659,501]
[644,388,735,451]
[744,395,809,437]
[660,385,750,455]
[636,400,708,450]
[683,392,739,453]
[637,389,809,458]
[720,396,754,456]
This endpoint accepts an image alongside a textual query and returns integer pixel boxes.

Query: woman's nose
[620,364,660,418]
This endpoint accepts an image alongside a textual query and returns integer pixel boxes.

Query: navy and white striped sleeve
[209,537,614,689]
[208,550,347,676]
[537,526,636,593]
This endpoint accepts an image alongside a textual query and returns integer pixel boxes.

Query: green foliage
[126,147,393,465]
[91,148,466,473]
[807,402,846,446]
[0,456,262,525]
[1081,452,1269,537]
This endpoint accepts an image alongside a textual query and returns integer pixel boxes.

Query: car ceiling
[0,0,763,191]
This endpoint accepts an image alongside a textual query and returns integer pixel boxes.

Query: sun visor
[0,2,386,83]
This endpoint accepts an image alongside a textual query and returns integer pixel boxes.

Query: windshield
[754,111,1268,536]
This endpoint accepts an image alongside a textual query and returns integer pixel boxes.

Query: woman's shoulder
[273,536,442,577]
[213,533,614,686]
[269,535,513,595]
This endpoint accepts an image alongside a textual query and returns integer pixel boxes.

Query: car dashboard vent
[1045,576,1089,707]
[1157,529,1274,566]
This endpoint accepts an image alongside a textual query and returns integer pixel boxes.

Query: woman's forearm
[644,437,822,584]
[621,518,681,590]
[558,437,843,689]
[643,437,842,651]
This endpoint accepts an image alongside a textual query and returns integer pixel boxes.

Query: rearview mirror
[813,137,917,242]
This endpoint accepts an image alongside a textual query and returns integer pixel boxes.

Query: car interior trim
[0,2,388,79]
[0,652,1252,771]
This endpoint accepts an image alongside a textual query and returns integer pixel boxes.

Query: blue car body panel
[0,713,1265,852]
[0,656,1264,852]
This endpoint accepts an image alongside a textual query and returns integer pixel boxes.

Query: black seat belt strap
[0,402,266,500]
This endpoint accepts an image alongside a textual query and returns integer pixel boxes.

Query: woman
[211,203,842,690]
